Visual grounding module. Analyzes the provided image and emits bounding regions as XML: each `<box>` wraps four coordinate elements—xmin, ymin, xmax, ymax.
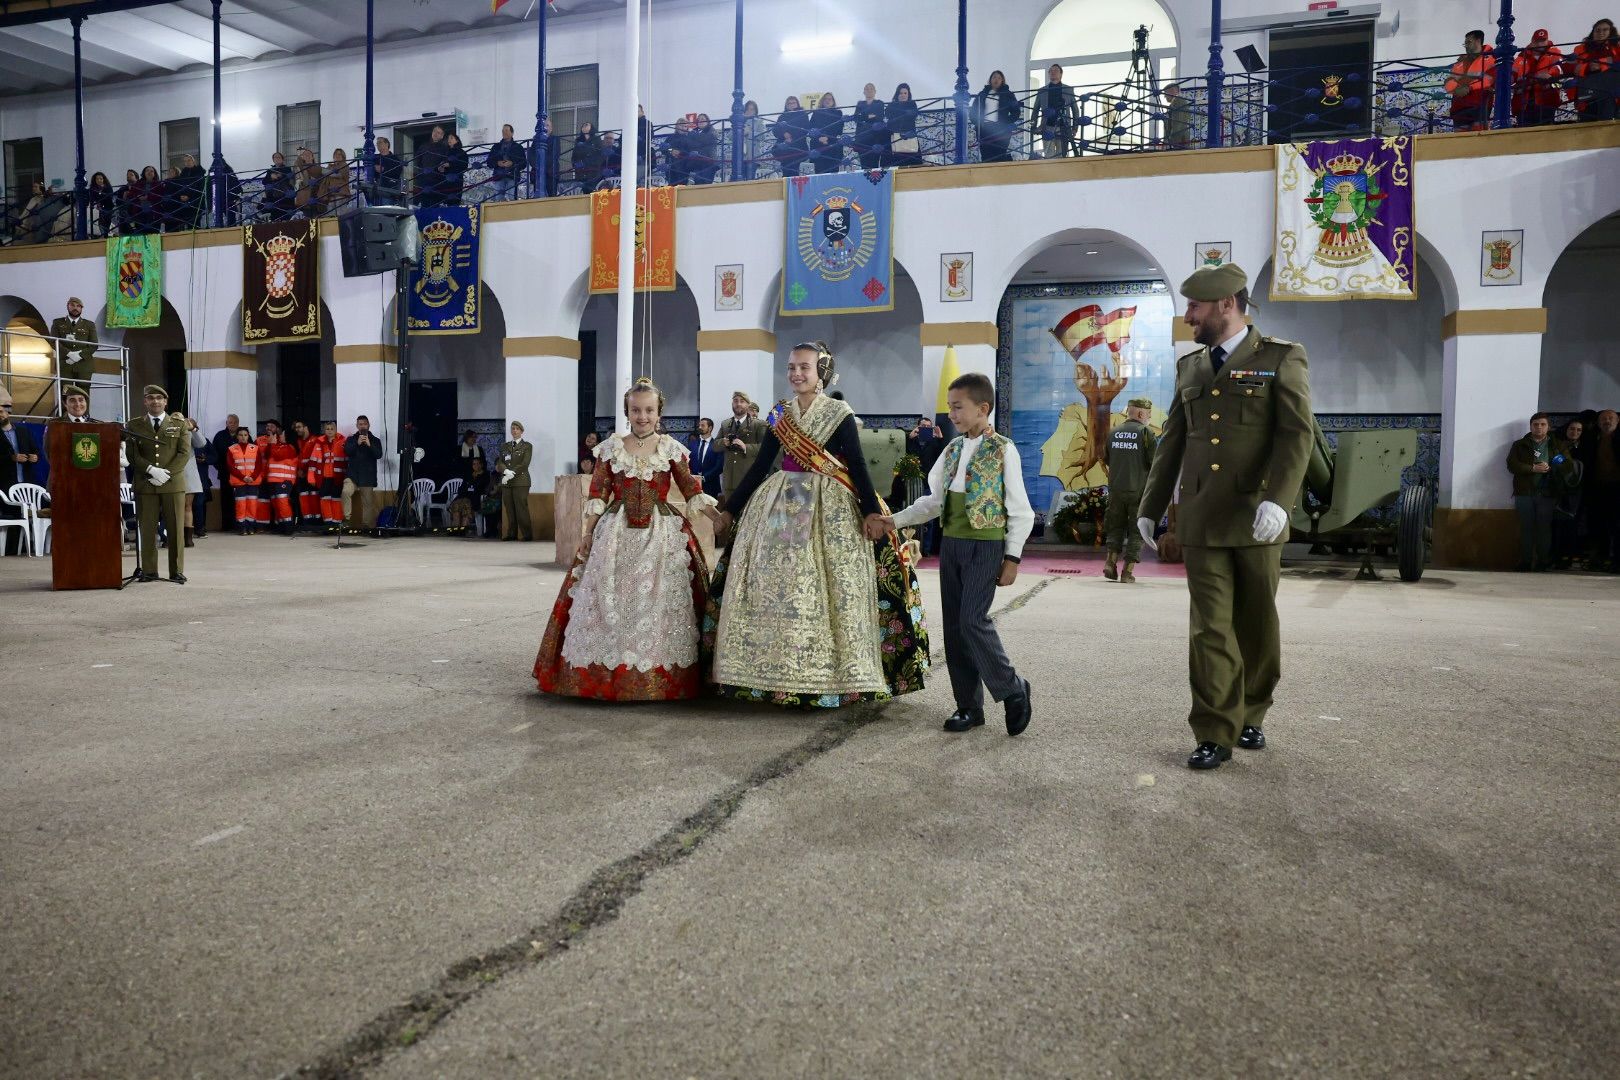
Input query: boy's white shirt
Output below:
<box><xmin>890</xmin><ymin>431</ymin><xmax>1035</xmax><ymax>559</ymax></box>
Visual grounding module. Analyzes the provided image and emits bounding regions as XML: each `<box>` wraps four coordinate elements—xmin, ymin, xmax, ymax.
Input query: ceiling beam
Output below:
<box><xmin>131</xmin><ymin>3</ymin><xmax>278</xmax><ymax>59</ymax></box>
<box><xmin>172</xmin><ymin>0</ymin><xmax>321</xmax><ymax>54</ymax></box>
<box><xmin>1</xmin><ymin>19</ymin><xmax>151</xmax><ymax>74</ymax></box>
<box><xmin>0</xmin><ymin>1</ymin><xmax>174</xmax><ymax>31</ymax></box>
<box><xmin>83</xmin><ymin>9</ymin><xmax>214</xmax><ymax>65</ymax></box>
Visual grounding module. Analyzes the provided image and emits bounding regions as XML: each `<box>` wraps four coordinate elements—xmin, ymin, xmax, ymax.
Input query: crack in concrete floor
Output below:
<box><xmin>283</xmin><ymin>577</ymin><xmax>1053</xmax><ymax>1079</ymax></box>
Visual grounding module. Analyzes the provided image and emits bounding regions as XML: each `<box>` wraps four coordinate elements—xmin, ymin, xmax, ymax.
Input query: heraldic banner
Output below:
<box><xmin>589</xmin><ymin>186</ymin><xmax>676</xmax><ymax>294</ymax></box>
<box><xmin>781</xmin><ymin>170</ymin><xmax>894</xmax><ymax>316</ymax></box>
<box><xmin>104</xmin><ymin>234</ymin><xmax>162</xmax><ymax>329</ymax></box>
<box><xmin>1272</xmin><ymin>135</ymin><xmax>1414</xmax><ymax>301</ymax></box>
<box><xmin>243</xmin><ymin>219</ymin><xmax>321</xmax><ymax>343</ymax></box>
<box><xmin>408</xmin><ymin>205</ymin><xmax>482</xmax><ymax>334</ymax></box>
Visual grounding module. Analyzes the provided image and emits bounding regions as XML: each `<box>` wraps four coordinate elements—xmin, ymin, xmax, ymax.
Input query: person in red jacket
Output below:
<box><xmin>320</xmin><ymin>420</ymin><xmax>347</xmax><ymax>530</ymax></box>
<box><xmin>226</xmin><ymin>427</ymin><xmax>262</xmax><ymax>535</ymax></box>
<box><xmin>1513</xmin><ymin>29</ymin><xmax>1571</xmax><ymax>127</ymax></box>
<box><xmin>1569</xmin><ymin>18</ymin><xmax>1620</xmax><ymax>121</ymax></box>
<box><xmin>257</xmin><ymin>420</ymin><xmax>300</xmax><ymax>533</ymax></box>
<box><xmin>293</xmin><ymin>419</ymin><xmax>325</xmax><ymax>527</ymax></box>
<box><xmin>1444</xmin><ymin>30</ymin><xmax>1496</xmax><ymax>132</ymax></box>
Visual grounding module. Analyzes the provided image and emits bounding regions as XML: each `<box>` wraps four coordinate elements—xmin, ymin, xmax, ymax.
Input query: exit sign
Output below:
<box><xmin>1309</xmin><ymin>1</ymin><xmax>1340</xmax><ymax>9</ymax></box>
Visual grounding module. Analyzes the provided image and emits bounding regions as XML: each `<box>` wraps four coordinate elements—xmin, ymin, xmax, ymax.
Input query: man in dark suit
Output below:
<box><xmin>685</xmin><ymin>417</ymin><xmax>724</xmax><ymax>499</ymax></box>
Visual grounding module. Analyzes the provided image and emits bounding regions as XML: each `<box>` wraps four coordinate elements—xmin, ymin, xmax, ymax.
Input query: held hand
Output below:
<box><xmin>502</xmin><ymin>469</ymin><xmax>516</xmax><ymax>483</ymax></box>
<box><xmin>1532</xmin><ymin>462</ymin><xmax>1551</xmax><ymax>473</ymax></box>
<box><xmin>146</xmin><ymin>465</ymin><xmax>171</xmax><ymax>485</ymax></box>
<box><xmin>575</xmin><ymin>536</ymin><xmax>592</xmax><ymax>562</ymax></box>
<box><xmin>1252</xmin><ymin>500</ymin><xmax>1289</xmax><ymax>543</ymax></box>
<box><xmin>1137</xmin><ymin>516</ymin><xmax>1158</xmax><ymax>553</ymax></box>
<box><xmin>997</xmin><ymin>559</ymin><xmax>1019</xmax><ymax>587</ymax></box>
<box><xmin>414</xmin><ymin>447</ymin><xmax>426</xmax><ymax>463</ymax></box>
<box><xmin>716</xmin><ymin>510</ymin><xmax>734</xmax><ymax>536</ymax></box>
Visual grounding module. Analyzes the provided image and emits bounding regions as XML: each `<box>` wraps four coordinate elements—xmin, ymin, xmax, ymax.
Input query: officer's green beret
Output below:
<box><xmin>1128</xmin><ymin>397</ymin><xmax>1154</xmax><ymax>410</ymax></box>
<box><xmin>142</xmin><ymin>384</ymin><xmax>168</xmax><ymax>399</ymax></box>
<box><xmin>62</xmin><ymin>384</ymin><xmax>89</xmax><ymax>401</ymax></box>
<box><xmin>1179</xmin><ymin>263</ymin><xmax>1248</xmax><ymax>301</ymax></box>
<box><xmin>67</xmin><ymin>296</ymin><xmax>84</xmax><ymax>306</ymax></box>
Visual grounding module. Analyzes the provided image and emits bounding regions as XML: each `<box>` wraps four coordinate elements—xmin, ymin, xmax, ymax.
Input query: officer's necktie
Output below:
<box><xmin>1210</xmin><ymin>346</ymin><xmax>1227</xmax><ymax>375</ymax></box>
<box><xmin>152</xmin><ymin>416</ymin><xmax>161</xmax><ymax>431</ymax></box>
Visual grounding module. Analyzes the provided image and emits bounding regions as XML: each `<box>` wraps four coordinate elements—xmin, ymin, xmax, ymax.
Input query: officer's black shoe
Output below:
<box><xmin>170</xmin><ymin>573</ymin><xmax>187</xmax><ymax>585</ymax></box>
<box><xmin>1237</xmin><ymin>725</ymin><xmax>1266</xmax><ymax>750</ymax></box>
<box><xmin>1004</xmin><ymin>679</ymin><xmax>1033</xmax><ymax>736</ymax></box>
<box><xmin>942</xmin><ymin>708</ymin><xmax>984</xmax><ymax>732</ymax></box>
<box><xmin>1187</xmin><ymin>742</ymin><xmax>1232</xmax><ymax>770</ymax></box>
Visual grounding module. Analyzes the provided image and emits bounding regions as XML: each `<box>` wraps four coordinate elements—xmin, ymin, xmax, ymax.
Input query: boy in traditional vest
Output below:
<box><xmin>869</xmin><ymin>373</ymin><xmax>1036</xmax><ymax>735</ymax></box>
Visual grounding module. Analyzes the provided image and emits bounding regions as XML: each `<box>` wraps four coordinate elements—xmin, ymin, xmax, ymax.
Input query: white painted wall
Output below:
<box><xmin>5</xmin><ymin>0</ymin><xmax>1613</xmax><ymax>190</ymax></box>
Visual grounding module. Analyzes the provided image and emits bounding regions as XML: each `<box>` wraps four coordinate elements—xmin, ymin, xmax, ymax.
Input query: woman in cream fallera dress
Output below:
<box><xmin>534</xmin><ymin>385</ymin><xmax>717</xmax><ymax>700</ymax></box>
<box><xmin>708</xmin><ymin>343</ymin><xmax>928</xmax><ymax>707</ymax></box>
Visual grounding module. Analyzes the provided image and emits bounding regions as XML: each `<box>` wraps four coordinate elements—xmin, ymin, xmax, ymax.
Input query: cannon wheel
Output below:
<box><xmin>1397</xmin><ymin>483</ymin><xmax>1431</xmax><ymax>582</ymax></box>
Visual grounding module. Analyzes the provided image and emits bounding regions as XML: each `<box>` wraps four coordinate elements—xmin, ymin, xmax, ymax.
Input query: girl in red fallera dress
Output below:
<box><xmin>534</xmin><ymin>378</ymin><xmax>718</xmax><ymax>700</ymax></box>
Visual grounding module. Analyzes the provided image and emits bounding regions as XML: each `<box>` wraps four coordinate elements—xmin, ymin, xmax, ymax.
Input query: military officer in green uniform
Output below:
<box><xmin>126</xmin><ymin>384</ymin><xmax>193</xmax><ymax>583</ymax></box>
<box><xmin>1103</xmin><ymin>396</ymin><xmax>1156</xmax><ymax>583</ymax></box>
<box><xmin>49</xmin><ymin>296</ymin><xmax>98</xmax><ymax>393</ymax></box>
<box><xmin>498</xmin><ymin>420</ymin><xmax>534</xmax><ymax>541</ymax></box>
<box><xmin>719</xmin><ymin>390</ymin><xmax>766</xmax><ymax>500</ymax></box>
<box><xmin>1136</xmin><ymin>264</ymin><xmax>1314</xmax><ymax>770</ymax></box>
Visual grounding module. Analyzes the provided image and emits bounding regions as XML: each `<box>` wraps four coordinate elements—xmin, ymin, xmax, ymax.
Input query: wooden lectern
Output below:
<box><xmin>45</xmin><ymin>422</ymin><xmax>125</xmax><ymax>590</ymax></box>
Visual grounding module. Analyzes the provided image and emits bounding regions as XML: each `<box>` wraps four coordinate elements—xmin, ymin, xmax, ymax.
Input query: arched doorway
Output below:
<box><xmin>404</xmin><ymin>285</ymin><xmax>509</xmax><ymax>484</ymax></box>
<box><xmin>771</xmin><ymin>263</ymin><xmax>925</xmax><ymax>424</ymax></box>
<box><xmin>0</xmin><ymin>295</ymin><xmax>52</xmax><ymax>418</ymax></box>
<box><xmin>120</xmin><ymin>297</ymin><xmax>187</xmax><ymax>417</ymax></box>
<box><xmin>1541</xmin><ymin>211</ymin><xmax>1620</xmax><ymax>413</ymax></box>
<box><xmin>580</xmin><ymin>280</ymin><xmax>702</xmax><ymax>438</ymax></box>
<box><xmin>997</xmin><ymin>230</ymin><xmax>1170</xmax><ymax>519</ymax></box>
<box><xmin>254</xmin><ymin>300</ymin><xmax>335</xmax><ymax>435</ymax></box>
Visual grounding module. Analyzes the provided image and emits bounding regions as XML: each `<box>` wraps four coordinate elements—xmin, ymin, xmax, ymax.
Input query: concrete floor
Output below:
<box><xmin>1</xmin><ymin>536</ymin><xmax>1615</xmax><ymax>1079</ymax></box>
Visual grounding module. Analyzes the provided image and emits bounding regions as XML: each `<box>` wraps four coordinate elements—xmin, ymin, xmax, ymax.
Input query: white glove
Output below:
<box><xmin>1136</xmin><ymin>516</ymin><xmax>1157</xmax><ymax>553</ymax></box>
<box><xmin>413</xmin><ymin>447</ymin><xmax>426</xmax><ymax>463</ymax></box>
<box><xmin>1252</xmin><ymin>500</ymin><xmax>1289</xmax><ymax>543</ymax></box>
<box><xmin>146</xmin><ymin>465</ymin><xmax>171</xmax><ymax>485</ymax></box>
<box><xmin>502</xmin><ymin>469</ymin><xmax>516</xmax><ymax>483</ymax></box>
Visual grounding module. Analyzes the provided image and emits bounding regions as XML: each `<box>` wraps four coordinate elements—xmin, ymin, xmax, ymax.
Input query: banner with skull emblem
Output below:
<box><xmin>243</xmin><ymin>219</ymin><xmax>321</xmax><ymax>343</ymax></box>
<box><xmin>408</xmin><ymin>205</ymin><xmax>482</xmax><ymax>334</ymax></box>
<box><xmin>780</xmin><ymin>170</ymin><xmax>894</xmax><ymax>317</ymax></box>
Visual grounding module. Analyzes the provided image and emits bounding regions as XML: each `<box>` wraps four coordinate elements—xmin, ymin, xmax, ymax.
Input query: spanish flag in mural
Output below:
<box><xmin>104</xmin><ymin>234</ymin><xmax>162</xmax><ymax>329</ymax></box>
<box><xmin>589</xmin><ymin>186</ymin><xmax>677</xmax><ymax>294</ymax></box>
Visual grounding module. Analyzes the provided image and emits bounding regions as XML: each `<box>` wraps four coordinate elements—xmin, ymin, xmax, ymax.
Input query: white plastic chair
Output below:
<box><xmin>0</xmin><ymin>488</ymin><xmax>30</xmax><ymax>556</ymax></box>
<box><xmin>410</xmin><ymin>477</ymin><xmax>436</xmax><ymax>524</ymax></box>
<box><xmin>426</xmin><ymin>478</ymin><xmax>461</xmax><ymax>528</ymax></box>
<box><xmin>8</xmin><ymin>483</ymin><xmax>50</xmax><ymax>557</ymax></box>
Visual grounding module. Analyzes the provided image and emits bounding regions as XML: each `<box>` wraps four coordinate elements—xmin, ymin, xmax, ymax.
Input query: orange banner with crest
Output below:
<box><xmin>589</xmin><ymin>186</ymin><xmax>677</xmax><ymax>294</ymax></box>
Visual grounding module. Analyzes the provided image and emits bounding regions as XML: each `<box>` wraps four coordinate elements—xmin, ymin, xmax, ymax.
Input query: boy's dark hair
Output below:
<box><xmin>1530</xmin><ymin>411</ymin><xmax>1551</xmax><ymax>423</ymax></box>
<box><xmin>948</xmin><ymin>372</ymin><xmax>995</xmax><ymax>408</ymax></box>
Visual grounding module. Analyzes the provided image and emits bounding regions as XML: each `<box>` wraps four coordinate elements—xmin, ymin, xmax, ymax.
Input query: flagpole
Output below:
<box><xmin>615</xmin><ymin>0</ymin><xmax>642</xmax><ymax>400</ymax></box>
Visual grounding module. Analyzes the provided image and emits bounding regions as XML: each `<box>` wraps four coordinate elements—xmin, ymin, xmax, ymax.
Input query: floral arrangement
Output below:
<box><xmin>894</xmin><ymin>454</ymin><xmax>925</xmax><ymax>481</ymax></box>
<box><xmin>1051</xmin><ymin>486</ymin><xmax>1111</xmax><ymax>545</ymax></box>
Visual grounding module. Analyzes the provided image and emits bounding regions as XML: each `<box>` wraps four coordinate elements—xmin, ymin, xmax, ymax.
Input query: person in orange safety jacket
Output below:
<box><xmin>294</xmin><ymin>420</ymin><xmax>326</xmax><ymax>525</ymax></box>
<box><xmin>1513</xmin><ymin>29</ymin><xmax>1571</xmax><ymax>127</ymax></box>
<box><xmin>320</xmin><ymin>421</ymin><xmax>348</xmax><ymax>529</ymax></box>
<box><xmin>226</xmin><ymin>427</ymin><xmax>262</xmax><ymax>535</ymax></box>
<box><xmin>257</xmin><ymin>421</ymin><xmax>300</xmax><ymax>532</ymax></box>
<box><xmin>1444</xmin><ymin>30</ymin><xmax>1496</xmax><ymax>132</ymax></box>
<box><xmin>1568</xmin><ymin>18</ymin><xmax>1620</xmax><ymax>121</ymax></box>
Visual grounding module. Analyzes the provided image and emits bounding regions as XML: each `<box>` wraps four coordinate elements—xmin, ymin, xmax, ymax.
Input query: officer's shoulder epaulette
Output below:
<box><xmin>1259</xmin><ymin>335</ymin><xmax>1300</xmax><ymax>348</ymax></box>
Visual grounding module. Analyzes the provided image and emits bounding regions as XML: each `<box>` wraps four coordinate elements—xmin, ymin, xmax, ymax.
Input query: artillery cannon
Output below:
<box><xmin>1289</xmin><ymin>422</ymin><xmax>1432</xmax><ymax>581</ymax></box>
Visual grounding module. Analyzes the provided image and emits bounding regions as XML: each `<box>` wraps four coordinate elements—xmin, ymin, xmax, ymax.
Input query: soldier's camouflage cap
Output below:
<box><xmin>1128</xmin><ymin>397</ymin><xmax>1154</xmax><ymax>410</ymax></box>
<box><xmin>1179</xmin><ymin>263</ymin><xmax>1248</xmax><ymax>301</ymax></box>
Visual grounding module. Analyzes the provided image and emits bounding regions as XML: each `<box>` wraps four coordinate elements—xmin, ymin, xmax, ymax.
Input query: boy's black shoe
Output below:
<box><xmin>1004</xmin><ymin>679</ymin><xmax>1032</xmax><ymax>736</ymax></box>
<box><xmin>943</xmin><ymin>708</ymin><xmax>984</xmax><ymax>732</ymax></box>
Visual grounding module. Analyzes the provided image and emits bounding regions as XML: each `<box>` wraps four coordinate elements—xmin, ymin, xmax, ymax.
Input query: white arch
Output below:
<box><xmin>990</xmin><ymin>227</ymin><xmax>1173</xmax><ymax>311</ymax></box>
<box><xmin>1027</xmin><ymin>0</ymin><xmax>1181</xmax><ymax>85</ymax></box>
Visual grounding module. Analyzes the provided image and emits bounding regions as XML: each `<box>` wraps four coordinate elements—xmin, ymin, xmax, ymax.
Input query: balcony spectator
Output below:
<box><xmin>415</xmin><ymin>125</ymin><xmax>451</xmax><ymax>207</ymax></box>
<box><xmin>571</xmin><ymin>122</ymin><xmax>605</xmax><ymax>192</ymax></box>
<box><xmin>665</xmin><ymin>116</ymin><xmax>692</xmax><ymax>186</ymax></box>
<box><xmin>262</xmin><ymin>151</ymin><xmax>295</xmax><ymax>220</ymax></box>
<box><xmin>885</xmin><ymin>83</ymin><xmax>922</xmax><ymax>168</ymax></box>
<box><xmin>1445</xmin><ymin>30</ymin><xmax>1496</xmax><ymax>132</ymax></box>
<box><xmin>740</xmin><ymin>100</ymin><xmax>767</xmax><ymax>179</ymax></box>
<box><xmin>219</xmin><ymin>160</ymin><xmax>243</xmax><ymax>225</ymax></box>
<box><xmin>159</xmin><ymin>166</ymin><xmax>181</xmax><ymax>230</ymax></box>
<box><xmin>373</xmin><ymin>137</ymin><xmax>404</xmax><ymax>205</ymax></box>
<box><xmin>528</xmin><ymin>117</ymin><xmax>558</xmax><ymax>196</ymax></box>
<box><xmin>809</xmin><ymin>94</ymin><xmax>846</xmax><ymax>174</ymax></box>
<box><xmin>637</xmin><ymin>105</ymin><xmax>655</xmax><ymax>183</ymax></box>
<box><xmin>689</xmin><ymin>114</ymin><xmax>720</xmax><ymax>184</ymax></box>
<box><xmin>135</xmin><ymin>165</ymin><xmax>162</xmax><ymax>232</ymax></box>
<box><xmin>973</xmin><ymin>70</ymin><xmax>1021</xmax><ymax>163</ymax></box>
<box><xmin>601</xmin><ymin>132</ymin><xmax>621</xmax><ymax>181</ymax></box>
<box><xmin>1513</xmin><ymin>29</ymin><xmax>1570</xmax><ymax>127</ymax></box>
<box><xmin>1032</xmin><ymin>64</ymin><xmax>1080</xmax><ymax>158</ymax></box>
<box><xmin>852</xmin><ymin>83</ymin><xmax>886</xmax><ymax>171</ymax></box>
<box><xmin>1570</xmin><ymin>18</ymin><xmax>1620</xmax><ymax>122</ymax></box>
<box><xmin>175</xmin><ymin>153</ymin><xmax>208</xmax><ymax>228</ymax></box>
<box><xmin>442</xmin><ymin>136</ymin><xmax>468</xmax><ymax>206</ymax></box>
<box><xmin>771</xmin><ymin>96</ymin><xmax>810</xmax><ymax>175</ymax></box>
<box><xmin>1507</xmin><ymin>412</ymin><xmax>1576</xmax><ymax>571</ymax></box>
<box><xmin>293</xmin><ymin>147</ymin><xmax>324</xmax><ymax>217</ymax></box>
<box><xmin>488</xmin><ymin>124</ymin><xmax>522</xmax><ymax>201</ymax></box>
<box><xmin>86</xmin><ymin>171</ymin><xmax>115</xmax><ymax>237</ymax></box>
<box><xmin>117</xmin><ymin>168</ymin><xmax>141</xmax><ymax>233</ymax></box>
<box><xmin>317</xmin><ymin>147</ymin><xmax>353</xmax><ymax>214</ymax></box>
<box><xmin>1162</xmin><ymin>81</ymin><xmax>1193</xmax><ymax>149</ymax></box>
<box><xmin>23</xmin><ymin>181</ymin><xmax>63</xmax><ymax>245</ymax></box>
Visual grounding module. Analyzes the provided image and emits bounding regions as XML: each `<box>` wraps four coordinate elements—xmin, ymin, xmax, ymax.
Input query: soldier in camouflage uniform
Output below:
<box><xmin>1103</xmin><ymin>396</ymin><xmax>1156</xmax><ymax>583</ymax></box>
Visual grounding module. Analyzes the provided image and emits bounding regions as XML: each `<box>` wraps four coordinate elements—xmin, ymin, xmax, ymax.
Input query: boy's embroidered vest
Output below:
<box><xmin>940</xmin><ymin>434</ymin><xmax>1009</xmax><ymax>539</ymax></box>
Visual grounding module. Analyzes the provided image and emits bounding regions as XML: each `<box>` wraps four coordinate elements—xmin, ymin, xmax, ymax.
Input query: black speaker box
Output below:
<box><xmin>338</xmin><ymin>207</ymin><xmax>411</xmax><ymax>277</ymax></box>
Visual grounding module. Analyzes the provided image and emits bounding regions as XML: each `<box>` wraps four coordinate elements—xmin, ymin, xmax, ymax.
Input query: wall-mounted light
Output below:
<box><xmin>211</xmin><ymin>110</ymin><xmax>261</xmax><ymax>129</ymax></box>
<box><xmin>780</xmin><ymin>33</ymin><xmax>853</xmax><ymax>58</ymax></box>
